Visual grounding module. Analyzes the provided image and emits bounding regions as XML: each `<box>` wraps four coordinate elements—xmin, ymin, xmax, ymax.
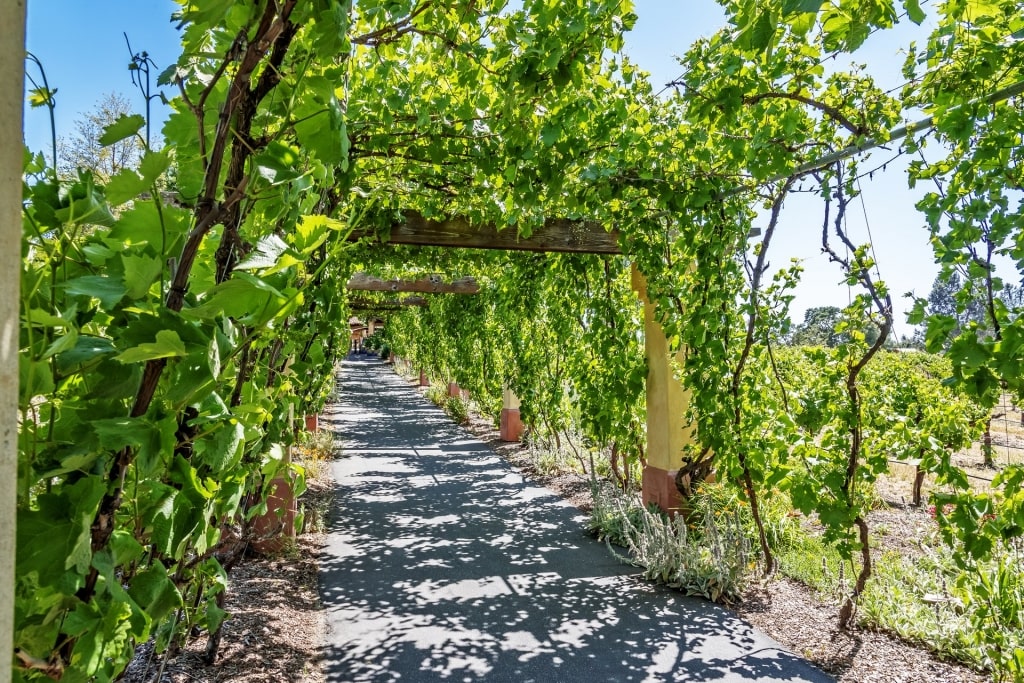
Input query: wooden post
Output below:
<box><xmin>2</xmin><ymin>2</ymin><xmax>26</xmax><ymax>679</ymax></box>
<box><xmin>912</xmin><ymin>464</ymin><xmax>926</xmax><ymax>508</ymax></box>
<box><xmin>632</xmin><ymin>266</ymin><xmax>694</xmax><ymax>513</ymax></box>
<box><xmin>500</xmin><ymin>387</ymin><xmax>524</xmax><ymax>442</ymax></box>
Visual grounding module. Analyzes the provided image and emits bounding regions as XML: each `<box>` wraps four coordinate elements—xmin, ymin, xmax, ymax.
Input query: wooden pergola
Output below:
<box><xmin>351</xmin><ymin>209</ymin><xmax>621</xmax><ymax>254</ymax></box>
<box><xmin>345</xmin><ymin>210</ymin><xmax>687</xmax><ymax>515</ymax></box>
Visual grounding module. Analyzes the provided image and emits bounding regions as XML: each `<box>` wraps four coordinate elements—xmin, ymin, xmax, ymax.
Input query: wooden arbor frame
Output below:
<box><xmin>347</xmin><ymin>211</ymin><xmax>687</xmax><ymax>514</ymax></box>
<box><xmin>351</xmin><ymin>209</ymin><xmax>622</xmax><ymax>254</ymax></box>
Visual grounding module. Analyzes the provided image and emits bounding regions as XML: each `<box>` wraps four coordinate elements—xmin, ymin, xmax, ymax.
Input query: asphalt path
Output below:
<box><xmin>319</xmin><ymin>356</ymin><xmax>833</xmax><ymax>682</ymax></box>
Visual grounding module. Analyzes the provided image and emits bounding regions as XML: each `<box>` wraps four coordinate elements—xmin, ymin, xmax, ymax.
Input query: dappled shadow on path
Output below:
<box><xmin>320</xmin><ymin>358</ymin><xmax>832</xmax><ymax>682</ymax></box>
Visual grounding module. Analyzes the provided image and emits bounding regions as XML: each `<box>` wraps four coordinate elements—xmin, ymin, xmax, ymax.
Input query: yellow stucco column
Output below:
<box><xmin>3</xmin><ymin>2</ymin><xmax>26</xmax><ymax>679</ymax></box>
<box><xmin>499</xmin><ymin>387</ymin><xmax>523</xmax><ymax>442</ymax></box>
<box><xmin>631</xmin><ymin>265</ymin><xmax>694</xmax><ymax>513</ymax></box>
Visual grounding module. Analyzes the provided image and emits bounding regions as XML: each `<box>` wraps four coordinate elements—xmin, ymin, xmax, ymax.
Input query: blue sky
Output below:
<box><xmin>23</xmin><ymin>0</ymin><xmax>949</xmax><ymax>335</ymax></box>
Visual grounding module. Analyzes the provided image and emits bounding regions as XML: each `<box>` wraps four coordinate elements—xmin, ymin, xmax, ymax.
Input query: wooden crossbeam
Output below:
<box><xmin>348</xmin><ymin>296</ymin><xmax>427</xmax><ymax>310</ymax></box>
<box><xmin>347</xmin><ymin>271</ymin><xmax>480</xmax><ymax>294</ymax></box>
<box><xmin>351</xmin><ymin>210</ymin><xmax>621</xmax><ymax>254</ymax></box>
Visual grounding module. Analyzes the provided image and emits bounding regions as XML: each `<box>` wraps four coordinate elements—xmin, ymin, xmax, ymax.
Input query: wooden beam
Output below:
<box><xmin>351</xmin><ymin>209</ymin><xmax>621</xmax><ymax>254</ymax></box>
<box><xmin>349</xmin><ymin>296</ymin><xmax>428</xmax><ymax>310</ymax></box>
<box><xmin>347</xmin><ymin>271</ymin><xmax>480</xmax><ymax>294</ymax></box>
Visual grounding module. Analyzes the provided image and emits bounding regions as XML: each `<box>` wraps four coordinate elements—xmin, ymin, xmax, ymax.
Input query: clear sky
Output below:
<box><xmin>23</xmin><ymin>0</ymin><xmax>954</xmax><ymax>337</ymax></box>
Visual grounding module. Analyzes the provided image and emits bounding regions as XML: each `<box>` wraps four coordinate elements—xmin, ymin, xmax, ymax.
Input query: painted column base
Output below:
<box><xmin>447</xmin><ymin>382</ymin><xmax>461</xmax><ymax>398</ymax></box>
<box><xmin>304</xmin><ymin>413</ymin><xmax>319</xmax><ymax>432</ymax></box>
<box><xmin>419</xmin><ymin>370</ymin><xmax>429</xmax><ymax>387</ymax></box>
<box><xmin>641</xmin><ymin>464</ymin><xmax>683</xmax><ymax>514</ymax></box>
<box><xmin>251</xmin><ymin>475</ymin><xmax>297</xmax><ymax>554</ymax></box>
<box><xmin>500</xmin><ymin>408</ymin><xmax>524</xmax><ymax>442</ymax></box>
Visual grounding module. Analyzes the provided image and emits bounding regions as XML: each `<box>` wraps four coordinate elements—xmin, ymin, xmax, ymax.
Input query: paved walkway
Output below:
<box><xmin>319</xmin><ymin>357</ymin><xmax>832</xmax><ymax>682</ymax></box>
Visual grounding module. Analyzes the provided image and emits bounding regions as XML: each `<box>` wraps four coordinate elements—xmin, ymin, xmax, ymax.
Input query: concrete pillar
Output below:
<box><xmin>2</xmin><ymin>2</ymin><xmax>25</xmax><ymax>679</ymax></box>
<box><xmin>632</xmin><ymin>266</ymin><xmax>694</xmax><ymax>513</ymax></box>
<box><xmin>499</xmin><ymin>388</ymin><xmax>524</xmax><ymax>442</ymax></box>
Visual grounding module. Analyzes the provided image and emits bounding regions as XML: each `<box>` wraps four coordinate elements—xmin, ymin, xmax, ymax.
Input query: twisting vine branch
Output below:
<box><xmin>744</xmin><ymin>90</ymin><xmax>867</xmax><ymax>137</ymax></box>
<box><xmin>732</xmin><ymin>177</ymin><xmax>795</xmax><ymax>576</ymax></box>
<box><xmin>816</xmin><ymin>164</ymin><xmax>893</xmax><ymax>628</ymax></box>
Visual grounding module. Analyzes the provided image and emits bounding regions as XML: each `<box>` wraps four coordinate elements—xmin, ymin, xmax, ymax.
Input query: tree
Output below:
<box><xmin>925</xmin><ymin>272</ymin><xmax>988</xmax><ymax>344</ymax></box>
<box><xmin>789</xmin><ymin>306</ymin><xmax>843</xmax><ymax>346</ymax></box>
<box><xmin>56</xmin><ymin>91</ymin><xmax>144</xmax><ymax>180</ymax></box>
<box><xmin>1000</xmin><ymin>282</ymin><xmax>1024</xmax><ymax>317</ymax></box>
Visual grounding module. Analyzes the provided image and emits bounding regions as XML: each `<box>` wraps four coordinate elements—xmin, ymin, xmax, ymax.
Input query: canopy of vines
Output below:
<box><xmin>16</xmin><ymin>0</ymin><xmax>1024</xmax><ymax>680</ymax></box>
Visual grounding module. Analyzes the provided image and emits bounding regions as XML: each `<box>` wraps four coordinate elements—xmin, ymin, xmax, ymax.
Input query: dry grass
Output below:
<box><xmin>293</xmin><ymin>430</ymin><xmax>336</xmax><ymax>482</ymax></box>
<box><xmin>876</xmin><ymin>397</ymin><xmax>1024</xmax><ymax>505</ymax></box>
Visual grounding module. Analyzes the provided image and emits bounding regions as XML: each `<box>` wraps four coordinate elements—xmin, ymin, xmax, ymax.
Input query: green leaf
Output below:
<box><xmin>16</xmin><ymin>477</ymin><xmax>106</xmax><ymax>583</ymax></box>
<box><xmin>186</xmin><ymin>273</ymin><xmax>289</xmax><ymax>326</ymax></box>
<box><xmin>205</xmin><ymin>599</ymin><xmax>227</xmax><ymax>633</ymax></box>
<box><xmin>115</xmin><ymin>329</ymin><xmax>188</xmax><ymax>364</ymax></box>
<box><xmin>139</xmin><ymin>149</ymin><xmax>171</xmax><ymax>185</ymax></box>
<box><xmin>105</xmin><ymin>168</ymin><xmax>149</xmax><ymax>205</ymax></box>
<box><xmin>172</xmin><ymin>454</ymin><xmax>215</xmax><ymax>502</ymax></box>
<box><xmin>903</xmin><ymin>0</ymin><xmax>926</xmax><ymax>24</ymax></box>
<box><xmin>234</xmin><ymin>234</ymin><xmax>291</xmax><ymax>271</ymax></box>
<box><xmin>41</xmin><ymin>328</ymin><xmax>79</xmax><ymax>360</ymax></box>
<box><xmin>54</xmin><ymin>187</ymin><xmax>117</xmax><ymax>227</ymax></box>
<box><xmin>121</xmin><ymin>253</ymin><xmax>164</xmax><ymax>299</ymax></box>
<box><xmin>24</xmin><ymin>308</ymin><xmax>67</xmax><ymax>328</ymax></box>
<box><xmin>128</xmin><ymin>561</ymin><xmax>181</xmax><ymax>622</ymax></box>
<box><xmin>782</xmin><ymin>0</ymin><xmax>824</xmax><ymax>15</ymax></box>
<box><xmin>98</xmin><ymin>114</ymin><xmax>146</xmax><ymax>146</ymax></box>
<box><xmin>92</xmin><ymin>416</ymin><xmax>158</xmax><ymax>452</ymax></box>
<box><xmin>82</xmin><ymin>358</ymin><xmax>142</xmax><ymax>400</ymax></box>
<box><xmin>742</xmin><ymin>11</ymin><xmax>777</xmax><ymax>53</ymax></box>
<box><xmin>194</xmin><ymin>420</ymin><xmax>244</xmax><ymax>472</ymax></box>
<box><xmin>62</xmin><ymin>275</ymin><xmax>127</xmax><ymax>309</ymax></box>
<box><xmin>292</xmin><ymin>215</ymin><xmax>333</xmax><ymax>255</ymax></box>
<box><xmin>541</xmin><ymin>123</ymin><xmax>560</xmax><ymax>146</ymax></box>
<box><xmin>949</xmin><ymin>334</ymin><xmax>990</xmax><ymax>369</ymax></box>
<box><xmin>109</xmin><ymin>202</ymin><xmax>172</xmax><ymax>247</ymax></box>
<box><xmin>28</xmin><ymin>85</ymin><xmax>57</xmax><ymax>108</ymax></box>
<box><xmin>294</xmin><ymin>94</ymin><xmax>349</xmax><ymax>167</ymax></box>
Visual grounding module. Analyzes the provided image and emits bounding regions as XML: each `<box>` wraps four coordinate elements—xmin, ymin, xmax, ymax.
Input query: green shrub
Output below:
<box><xmin>443</xmin><ymin>396</ymin><xmax>469</xmax><ymax>424</ymax></box>
<box><xmin>424</xmin><ymin>385</ymin><xmax>447</xmax><ymax>406</ymax></box>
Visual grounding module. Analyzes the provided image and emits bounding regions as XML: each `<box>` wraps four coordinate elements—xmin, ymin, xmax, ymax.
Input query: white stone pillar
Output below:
<box><xmin>2</xmin><ymin>2</ymin><xmax>27</xmax><ymax>679</ymax></box>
